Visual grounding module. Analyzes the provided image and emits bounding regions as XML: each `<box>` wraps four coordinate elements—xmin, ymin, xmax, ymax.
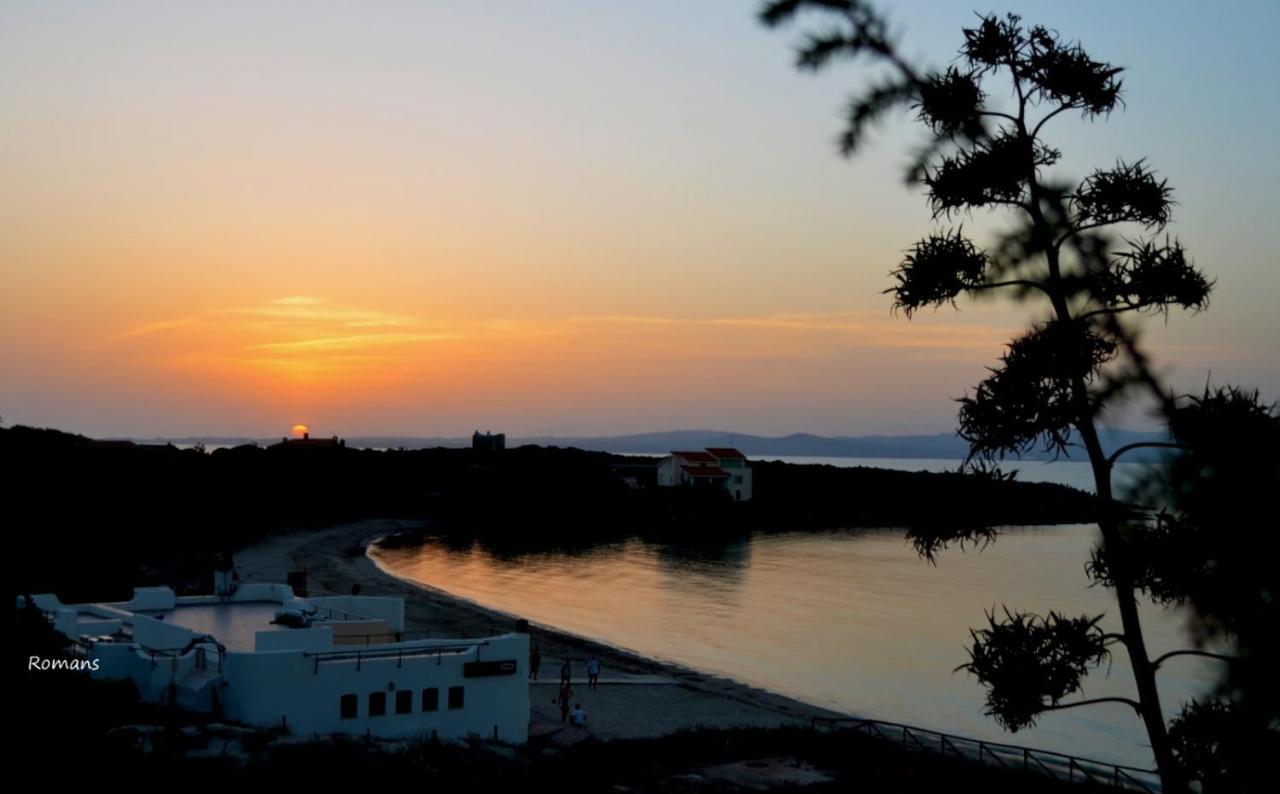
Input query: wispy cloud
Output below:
<box><xmin>106</xmin><ymin>297</ymin><xmax>453</xmax><ymax>376</ymax></box>
<box><xmin>245</xmin><ymin>332</ymin><xmax>458</xmax><ymax>353</ymax></box>
<box><xmin>108</xmin><ymin>314</ymin><xmax>209</xmax><ymax>342</ymax></box>
<box><xmin>110</xmin><ymin>297</ymin><xmax>430</xmax><ymax>343</ymax></box>
<box><xmin>106</xmin><ymin>302</ymin><xmax>1011</xmax><ymax>384</ymax></box>
<box><xmin>564</xmin><ymin>312</ymin><xmax>1011</xmax><ymax>350</ymax></box>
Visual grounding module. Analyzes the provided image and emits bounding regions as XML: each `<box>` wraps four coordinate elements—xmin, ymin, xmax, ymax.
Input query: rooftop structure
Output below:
<box><xmin>19</xmin><ymin>579</ymin><xmax>528</xmax><ymax>741</ymax></box>
<box><xmin>269</xmin><ymin>432</ymin><xmax>345</xmax><ymax>449</ymax></box>
<box><xmin>472</xmin><ymin>430</ymin><xmax>505</xmax><ymax>451</ymax></box>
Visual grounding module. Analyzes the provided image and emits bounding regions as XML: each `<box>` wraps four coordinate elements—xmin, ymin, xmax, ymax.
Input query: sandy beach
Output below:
<box><xmin>233</xmin><ymin>518</ymin><xmax>846</xmax><ymax>740</ymax></box>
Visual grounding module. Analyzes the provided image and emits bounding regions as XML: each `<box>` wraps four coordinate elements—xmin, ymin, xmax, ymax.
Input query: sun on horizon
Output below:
<box><xmin>291</xmin><ymin>424</ymin><xmax>309</xmax><ymax>438</ymax></box>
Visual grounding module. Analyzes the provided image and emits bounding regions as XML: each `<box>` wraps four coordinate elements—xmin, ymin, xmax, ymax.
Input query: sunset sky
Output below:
<box><xmin>3</xmin><ymin>1</ymin><xmax>1277</xmax><ymax>438</ymax></box>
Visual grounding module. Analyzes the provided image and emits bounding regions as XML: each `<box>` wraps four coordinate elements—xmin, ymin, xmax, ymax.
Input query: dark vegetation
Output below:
<box><xmin>4</xmin><ymin>422</ymin><xmax>1098</xmax><ymax>602</ymax></box>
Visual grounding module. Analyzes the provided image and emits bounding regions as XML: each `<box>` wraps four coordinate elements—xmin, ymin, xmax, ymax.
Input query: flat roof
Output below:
<box><xmin>159</xmin><ymin>602</ymin><xmax>289</xmax><ymax>652</ymax></box>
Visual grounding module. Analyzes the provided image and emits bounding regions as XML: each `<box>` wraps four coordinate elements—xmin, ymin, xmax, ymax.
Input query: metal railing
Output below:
<box><xmin>812</xmin><ymin>716</ymin><xmax>1161</xmax><ymax>792</ymax></box>
<box><xmin>305</xmin><ymin>641</ymin><xmax>489</xmax><ymax>673</ymax></box>
<box><xmin>325</xmin><ymin>626</ymin><xmax>505</xmax><ymax>647</ymax></box>
<box><xmin>310</xmin><ymin>605</ymin><xmax>368</xmax><ymax>622</ymax></box>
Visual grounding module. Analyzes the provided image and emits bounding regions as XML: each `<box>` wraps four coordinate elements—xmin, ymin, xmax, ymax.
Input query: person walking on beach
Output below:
<box><xmin>586</xmin><ymin>654</ymin><xmax>600</xmax><ymax>690</ymax></box>
<box><xmin>559</xmin><ymin>658</ymin><xmax>572</xmax><ymax>685</ymax></box>
<box><xmin>558</xmin><ymin>682</ymin><xmax>574</xmax><ymax>723</ymax></box>
<box><xmin>529</xmin><ymin>645</ymin><xmax>541</xmax><ymax>680</ymax></box>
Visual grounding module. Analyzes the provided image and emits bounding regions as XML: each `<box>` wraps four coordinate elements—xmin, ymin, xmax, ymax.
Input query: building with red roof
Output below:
<box><xmin>656</xmin><ymin>448</ymin><xmax>752</xmax><ymax>501</ymax></box>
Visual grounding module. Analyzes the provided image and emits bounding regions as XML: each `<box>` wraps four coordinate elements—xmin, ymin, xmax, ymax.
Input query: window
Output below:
<box><xmin>447</xmin><ymin>685</ymin><xmax>465</xmax><ymax>710</ymax></box>
<box><xmin>734</xmin><ymin>475</ymin><xmax>743</xmax><ymax>484</ymax></box>
<box><xmin>369</xmin><ymin>691</ymin><xmax>387</xmax><ymax>717</ymax></box>
<box><xmin>339</xmin><ymin>693</ymin><xmax>358</xmax><ymax>720</ymax></box>
<box><xmin>395</xmin><ymin>689</ymin><xmax>413</xmax><ymax>714</ymax></box>
<box><xmin>422</xmin><ymin>687</ymin><xmax>439</xmax><ymax>711</ymax></box>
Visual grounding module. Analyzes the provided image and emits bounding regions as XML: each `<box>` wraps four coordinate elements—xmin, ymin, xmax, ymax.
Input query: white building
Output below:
<box><xmin>656</xmin><ymin>448</ymin><xmax>752</xmax><ymax>501</ymax></box>
<box><xmin>20</xmin><ymin>581</ymin><xmax>528</xmax><ymax>742</ymax></box>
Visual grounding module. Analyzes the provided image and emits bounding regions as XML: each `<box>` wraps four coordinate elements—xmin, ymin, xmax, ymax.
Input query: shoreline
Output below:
<box><xmin>234</xmin><ymin>518</ymin><xmax>848</xmax><ymax>740</ymax></box>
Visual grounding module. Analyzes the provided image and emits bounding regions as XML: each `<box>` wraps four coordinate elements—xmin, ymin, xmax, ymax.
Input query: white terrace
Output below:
<box><xmin>21</xmin><ymin>582</ymin><xmax>529</xmax><ymax>742</ymax></box>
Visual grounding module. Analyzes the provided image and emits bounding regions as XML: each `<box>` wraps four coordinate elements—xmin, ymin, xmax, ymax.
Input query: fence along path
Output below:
<box><xmin>812</xmin><ymin>716</ymin><xmax>1161</xmax><ymax>792</ymax></box>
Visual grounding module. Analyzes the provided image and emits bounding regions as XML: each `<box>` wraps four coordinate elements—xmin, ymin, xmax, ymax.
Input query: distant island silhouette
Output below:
<box><xmin>127</xmin><ymin>428</ymin><xmax>1169</xmax><ymax>461</ymax></box>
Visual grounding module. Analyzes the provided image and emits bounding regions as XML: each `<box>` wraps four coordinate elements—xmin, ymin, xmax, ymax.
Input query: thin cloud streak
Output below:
<box><xmin>110</xmin><ymin>304</ymin><xmax>1013</xmax><ymax>358</ymax></box>
<box><xmin>245</xmin><ymin>332</ymin><xmax>458</xmax><ymax>353</ymax></box>
<box><xmin>108</xmin><ymin>314</ymin><xmax>209</xmax><ymax>342</ymax></box>
<box><xmin>565</xmin><ymin>312</ymin><xmax>1012</xmax><ymax>350</ymax></box>
<box><xmin>109</xmin><ymin>297</ymin><xmax>424</xmax><ymax>343</ymax></box>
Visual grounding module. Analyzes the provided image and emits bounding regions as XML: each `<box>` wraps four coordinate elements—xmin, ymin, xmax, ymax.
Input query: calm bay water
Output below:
<box><xmin>689</xmin><ymin>455</ymin><xmax>1151</xmax><ymax>494</ymax></box>
<box><xmin>371</xmin><ymin>458</ymin><xmax>1212</xmax><ymax>768</ymax></box>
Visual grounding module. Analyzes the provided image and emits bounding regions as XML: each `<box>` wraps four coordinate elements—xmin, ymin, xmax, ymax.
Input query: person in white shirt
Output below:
<box><xmin>569</xmin><ymin>703</ymin><xmax>587</xmax><ymax>728</ymax></box>
<box><xmin>586</xmin><ymin>655</ymin><xmax>601</xmax><ymax>690</ymax></box>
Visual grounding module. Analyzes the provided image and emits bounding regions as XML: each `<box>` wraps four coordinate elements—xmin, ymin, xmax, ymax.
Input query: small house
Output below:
<box><xmin>656</xmin><ymin>448</ymin><xmax>752</xmax><ymax>501</ymax></box>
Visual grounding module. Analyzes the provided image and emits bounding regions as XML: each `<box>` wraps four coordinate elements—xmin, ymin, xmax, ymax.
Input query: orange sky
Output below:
<box><xmin>1</xmin><ymin>2</ymin><xmax>1275</xmax><ymax>438</ymax></box>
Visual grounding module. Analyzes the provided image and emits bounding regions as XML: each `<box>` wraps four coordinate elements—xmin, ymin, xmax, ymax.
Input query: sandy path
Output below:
<box><xmin>233</xmin><ymin>518</ymin><xmax>846</xmax><ymax>739</ymax></box>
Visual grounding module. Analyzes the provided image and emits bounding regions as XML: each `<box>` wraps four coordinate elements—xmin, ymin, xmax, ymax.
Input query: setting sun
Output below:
<box><xmin>291</xmin><ymin>424</ymin><xmax>309</xmax><ymax>438</ymax></box>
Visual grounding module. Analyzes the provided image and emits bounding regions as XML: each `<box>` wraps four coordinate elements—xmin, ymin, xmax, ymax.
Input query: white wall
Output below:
<box><xmin>656</xmin><ymin>455</ymin><xmax>680</xmax><ymax>486</ymax></box>
<box><xmin>131</xmin><ymin>614</ymin><xmax>196</xmax><ymax>650</ymax></box>
<box><xmin>122</xmin><ymin>587</ymin><xmax>176</xmax><ymax>612</ymax></box>
<box><xmin>309</xmin><ymin>596</ymin><xmax>405</xmax><ymax>632</ymax></box>
<box><xmin>220</xmin><ymin>634</ymin><xmax>529</xmax><ymax>742</ymax></box>
<box><xmin>729</xmin><ymin>463</ymin><xmax>753</xmax><ymax>501</ymax></box>
<box><xmin>255</xmin><ymin>626</ymin><xmax>335</xmax><ymax>652</ymax></box>
<box><xmin>76</xmin><ymin>618</ymin><xmax>123</xmax><ymax>636</ymax></box>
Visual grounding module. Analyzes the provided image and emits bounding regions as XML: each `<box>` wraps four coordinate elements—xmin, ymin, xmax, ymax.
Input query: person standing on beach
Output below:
<box><xmin>559</xmin><ymin>658</ymin><xmax>571</xmax><ymax>685</ymax></box>
<box><xmin>529</xmin><ymin>646</ymin><xmax>541</xmax><ymax>680</ymax></box>
<box><xmin>558</xmin><ymin>682</ymin><xmax>574</xmax><ymax>723</ymax></box>
<box><xmin>586</xmin><ymin>654</ymin><xmax>600</xmax><ymax>690</ymax></box>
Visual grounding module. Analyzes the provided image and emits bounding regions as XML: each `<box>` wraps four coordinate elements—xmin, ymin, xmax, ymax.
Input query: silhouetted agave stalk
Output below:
<box><xmin>762</xmin><ymin>3</ymin><xmax>1277</xmax><ymax>789</ymax></box>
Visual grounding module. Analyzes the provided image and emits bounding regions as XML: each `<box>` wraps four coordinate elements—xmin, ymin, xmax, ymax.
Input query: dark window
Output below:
<box><xmin>395</xmin><ymin>689</ymin><xmax>413</xmax><ymax>714</ymax></box>
<box><xmin>369</xmin><ymin>691</ymin><xmax>387</xmax><ymax>717</ymax></box>
<box><xmin>447</xmin><ymin>685</ymin><xmax>465</xmax><ymax>710</ymax></box>
<box><xmin>339</xmin><ymin>693</ymin><xmax>358</xmax><ymax>720</ymax></box>
<box><xmin>422</xmin><ymin>687</ymin><xmax>439</xmax><ymax>711</ymax></box>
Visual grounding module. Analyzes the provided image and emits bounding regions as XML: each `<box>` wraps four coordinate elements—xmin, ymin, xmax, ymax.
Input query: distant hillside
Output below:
<box><xmin>141</xmin><ymin>428</ymin><xmax>1169</xmax><ymax>461</ymax></box>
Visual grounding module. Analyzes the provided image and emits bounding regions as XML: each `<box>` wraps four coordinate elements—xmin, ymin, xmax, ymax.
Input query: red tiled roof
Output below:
<box><xmin>682</xmin><ymin>464</ymin><xmax>729</xmax><ymax>478</ymax></box>
<box><xmin>706</xmin><ymin>447</ymin><xmax>746</xmax><ymax>459</ymax></box>
<box><xmin>672</xmin><ymin>450</ymin><xmax>717</xmax><ymax>463</ymax></box>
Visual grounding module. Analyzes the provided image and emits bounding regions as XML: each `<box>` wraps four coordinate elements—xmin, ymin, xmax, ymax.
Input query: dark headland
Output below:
<box><xmin>4</xmin><ymin>423</ymin><xmax>1100</xmax><ymax>600</ymax></box>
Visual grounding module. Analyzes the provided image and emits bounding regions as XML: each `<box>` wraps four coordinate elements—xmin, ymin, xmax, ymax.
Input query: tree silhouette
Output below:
<box><xmin>1104</xmin><ymin>337</ymin><xmax>1280</xmax><ymax>792</ymax></box>
<box><xmin>763</xmin><ymin>3</ymin><xmax>1277</xmax><ymax>790</ymax></box>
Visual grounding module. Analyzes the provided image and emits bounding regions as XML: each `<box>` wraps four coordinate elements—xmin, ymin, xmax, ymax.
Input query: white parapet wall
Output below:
<box><xmin>122</xmin><ymin>586</ymin><xmax>177</xmax><ymax>612</ymax></box>
<box><xmin>254</xmin><ymin>626</ymin><xmax>335</xmax><ymax>653</ymax></box>
<box><xmin>131</xmin><ymin>614</ymin><xmax>196</xmax><ymax>651</ymax></box>
<box><xmin>220</xmin><ymin>634</ymin><xmax>529</xmax><ymax>742</ymax></box>
<box><xmin>308</xmin><ymin>596</ymin><xmax>405</xmax><ymax>633</ymax></box>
